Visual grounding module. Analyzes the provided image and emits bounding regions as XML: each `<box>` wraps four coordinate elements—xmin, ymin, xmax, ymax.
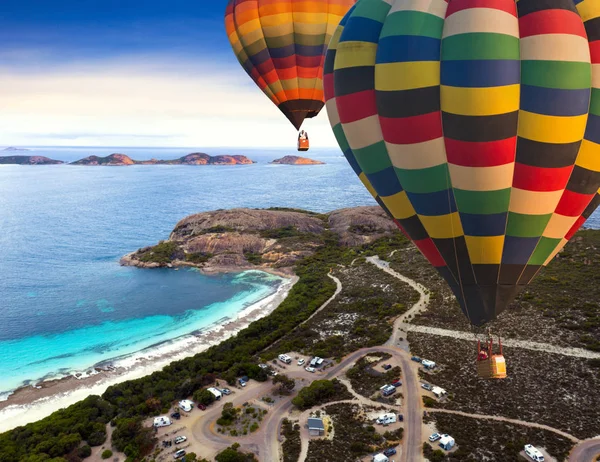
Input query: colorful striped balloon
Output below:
<box><xmin>325</xmin><ymin>0</ymin><xmax>600</xmax><ymax>326</ymax></box>
<box><xmin>225</xmin><ymin>0</ymin><xmax>357</xmax><ymax>130</ymax></box>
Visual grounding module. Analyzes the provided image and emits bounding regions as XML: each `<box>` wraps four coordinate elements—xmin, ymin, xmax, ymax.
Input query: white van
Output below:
<box><xmin>376</xmin><ymin>413</ymin><xmax>397</xmax><ymax>425</ymax></box>
<box><xmin>278</xmin><ymin>354</ymin><xmax>292</xmax><ymax>364</ymax></box>
<box><xmin>524</xmin><ymin>444</ymin><xmax>545</xmax><ymax>462</ymax></box>
<box><xmin>153</xmin><ymin>416</ymin><xmax>172</xmax><ymax>427</ymax></box>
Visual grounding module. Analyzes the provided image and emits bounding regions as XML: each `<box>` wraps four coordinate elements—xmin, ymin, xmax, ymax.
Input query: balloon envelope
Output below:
<box><xmin>324</xmin><ymin>0</ymin><xmax>600</xmax><ymax>326</ymax></box>
<box><xmin>225</xmin><ymin>0</ymin><xmax>356</xmax><ymax>130</ymax></box>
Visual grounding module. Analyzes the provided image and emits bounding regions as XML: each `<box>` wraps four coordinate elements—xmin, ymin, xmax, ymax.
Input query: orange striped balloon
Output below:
<box><xmin>225</xmin><ymin>0</ymin><xmax>356</xmax><ymax>130</ymax></box>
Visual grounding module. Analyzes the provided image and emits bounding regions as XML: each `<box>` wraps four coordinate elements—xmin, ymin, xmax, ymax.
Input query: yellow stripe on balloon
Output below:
<box><xmin>441</xmin><ymin>85</ymin><xmax>520</xmax><ymax>116</ymax></box>
<box><xmin>381</xmin><ymin>191</ymin><xmax>417</xmax><ymax>220</ymax></box>
<box><xmin>576</xmin><ymin>139</ymin><xmax>600</xmax><ymax>172</ymax></box>
<box><xmin>376</xmin><ymin>62</ymin><xmax>440</xmax><ymax>91</ymax></box>
<box><xmin>517</xmin><ymin>111</ymin><xmax>588</xmax><ymax>144</ymax></box>
<box><xmin>419</xmin><ymin>213</ymin><xmax>464</xmax><ymax>239</ymax></box>
<box><xmin>465</xmin><ymin>236</ymin><xmax>505</xmax><ymax>264</ymax></box>
<box><xmin>334</xmin><ymin>42</ymin><xmax>378</xmax><ymax>69</ymax></box>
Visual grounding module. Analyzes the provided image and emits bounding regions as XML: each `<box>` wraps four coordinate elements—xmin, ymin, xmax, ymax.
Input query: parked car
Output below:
<box><xmin>429</xmin><ymin>433</ymin><xmax>442</xmax><ymax>442</ymax></box>
<box><xmin>298</xmin><ymin>358</ymin><xmax>305</xmax><ymax>366</ymax></box>
<box><xmin>392</xmin><ymin>380</ymin><xmax>402</xmax><ymax>387</ymax></box>
<box><xmin>239</xmin><ymin>379</ymin><xmax>247</xmax><ymax>387</ymax></box>
<box><xmin>383</xmin><ymin>448</ymin><xmax>397</xmax><ymax>456</ymax></box>
<box><xmin>258</xmin><ymin>363</ymin><xmax>268</xmax><ymax>369</ymax></box>
<box><xmin>421</xmin><ymin>383</ymin><xmax>432</xmax><ymax>391</ymax></box>
<box><xmin>382</xmin><ymin>364</ymin><xmax>392</xmax><ymax>370</ymax></box>
<box><xmin>305</xmin><ymin>366</ymin><xmax>316</xmax><ymax>373</ymax></box>
<box><xmin>198</xmin><ymin>404</ymin><xmax>206</xmax><ymax>410</ymax></box>
<box><xmin>398</xmin><ymin>414</ymin><xmax>403</xmax><ymax>422</ymax></box>
<box><xmin>221</xmin><ymin>388</ymin><xmax>232</xmax><ymax>395</ymax></box>
<box><xmin>170</xmin><ymin>412</ymin><xmax>181</xmax><ymax>420</ymax></box>
<box><xmin>174</xmin><ymin>436</ymin><xmax>187</xmax><ymax>444</ymax></box>
<box><xmin>174</xmin><ymin>449</ymin><xmax>186</xmax><ymax>459</ymax></box>
<box><xmin>411</xmin><ymin>356</ymin><xmax>422</xmax><ymax>362</ymax></box>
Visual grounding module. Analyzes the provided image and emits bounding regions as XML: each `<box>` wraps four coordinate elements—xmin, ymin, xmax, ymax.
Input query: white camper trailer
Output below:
<box><xmin>153</xmin><ymin>416</ymin><xmax>172</xmax><ymax>427</ymax></box>
<box><xmin>208</xmin><ymin>387</ymin><xmax>223</xmax><ymax>400</ymax></box>
<box><xmin>178</xmin><ymin>399</ymin><xmax>194</xmax><ymax>412</ymax></box>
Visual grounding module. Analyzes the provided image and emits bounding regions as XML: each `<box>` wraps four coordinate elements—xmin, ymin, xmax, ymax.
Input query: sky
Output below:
<box><xmin>0</xmin><ymin>1</ymin><xmax>339</xmax><ymax>147</ymax></box>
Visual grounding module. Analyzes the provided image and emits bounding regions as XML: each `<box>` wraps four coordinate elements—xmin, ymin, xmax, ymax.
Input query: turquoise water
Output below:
<box><xmin>0</xmin><ymin>146</ymin><xmax>598</xmax><ymax>398</ymax></box>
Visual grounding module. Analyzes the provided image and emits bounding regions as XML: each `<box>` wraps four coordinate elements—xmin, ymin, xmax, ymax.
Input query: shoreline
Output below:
<box><xmin>0</xmin><ymin>273</ymin><xmax>298</xmax><ymax>433</ymax></box>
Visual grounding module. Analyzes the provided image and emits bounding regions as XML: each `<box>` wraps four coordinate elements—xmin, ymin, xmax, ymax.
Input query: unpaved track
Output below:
<box><xmin>365</xmin><ymin>256</ymin><xmax>430</xmax><ymax>347</ymax></box>
<box><xmin>405</xmin><ymin>325</ymin><xmax>600</xmax><ymax>359</ymax></box>
<box><xmin>569</xmin><ymin>438</ymin><xmax>600</xmax><ymax>461</ymax></box>
<box><xmin>428</xmin><ymin>408</ymin><xmax>580</xmax><ymax>443</ymax></box>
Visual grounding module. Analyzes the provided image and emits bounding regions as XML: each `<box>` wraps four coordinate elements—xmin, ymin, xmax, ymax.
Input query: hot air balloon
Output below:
<box><xmin>324</xmin><ymin>0</ymin><xmax>600</xmax><ymax>375</ymax></box>
<box><xmin>225</xmin><ymin>0</ymin><xmax>357</xmax><ymax>148</ymax></box>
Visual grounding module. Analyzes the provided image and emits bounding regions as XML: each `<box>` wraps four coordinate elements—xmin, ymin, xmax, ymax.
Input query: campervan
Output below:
<box><xmin>524</xmin><ymin>444</ymin><xmax>545</xmax><ymax>462</ymax></box>
<box><xmin>153</xmin><ymin>416</ymin><xmax>172</xmax><ymax>427</ymax></box>
<box><xmin>178</xmin><ymin>399</ymin><xmax>194</xmax><ymax>412</ymax></box>
<box><xmin>278</xmin><ymin>353</ymin><xmax>292</xmax><ymax>364</ymax></box>
<box><xmin>376</xmin><ymin>413</ymin><xmax>397</xmax><ymax>425</ymax></box>
<box><xmin>380</xmin><ymin>384</ymin><xmax>396</xmax><ymax>397</ymax></box>
<box><xmin>208</xmin><ymin>387</ymin><xmax>222</xmax><ymax>400</ymax></box>
<box><xmin>422</xmin><ymin>359</ymin><xmax>436</xmax><ymax>369</ymax></box>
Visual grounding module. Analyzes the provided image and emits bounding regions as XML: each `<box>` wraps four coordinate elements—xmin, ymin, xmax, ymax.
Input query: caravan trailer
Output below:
<box><xmin>153</xmin><ymin>416</ymin><xmax>172</xmax><ymax>427</ymax></box>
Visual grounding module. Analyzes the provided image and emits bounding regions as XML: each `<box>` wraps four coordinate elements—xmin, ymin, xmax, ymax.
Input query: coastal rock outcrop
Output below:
<box><xmin>71</xmin><ymin>152</ymin><xmax>256</xmax><ymax>166</ymax></box>
<box><xmin>121</xmin><ymin>206</ymin><xmax>397</xmax><ymax>274</ymax></box>
<box><xmin>270</xmin><ymin>155</ymin><xmax>324</xmax><ymax>165</ymax></box>
<box><xmin>0</xmin><ymin>155</ymin><xmax>64</xmax><ymax>165</ymax></box>
<box><xmin>71</xmin><ymin>154</ymin><xmax>135</xmax><ymax>166</ymax></box>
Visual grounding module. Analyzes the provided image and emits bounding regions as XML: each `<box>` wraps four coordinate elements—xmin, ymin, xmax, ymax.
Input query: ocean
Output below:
<box><xmin>0</xmin><ymin>145</ymin><xmax>599</xmax><ymax>403</ymax></box>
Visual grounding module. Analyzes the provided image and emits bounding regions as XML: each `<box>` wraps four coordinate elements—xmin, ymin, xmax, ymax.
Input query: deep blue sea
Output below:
<box><xmin>0</xmin><ymin>146</ymin><xmax>599</xmax><ymax>399</ymax></box>
<box><xmin>0</xmin><ymin>146</ymin><xmax>377</xmax><ymax>398</ymax></box>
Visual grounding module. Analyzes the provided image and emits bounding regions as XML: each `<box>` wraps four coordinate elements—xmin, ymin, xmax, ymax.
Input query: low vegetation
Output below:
<box><xmin>270</xmin><ymin>254</ymin><xmax>417</xmax><ymax>359</ymax></box>
<box><xmin>306</xmin><ymin>403</ymin><xmax>397</xmax><ymax>461</ymax></box>
<box><xmin>281</xmin><ymin>418</ymin><xmax>302</xmax><ymax>462</ymax></box>
<box><xmin>216</xmin><ymin>402</ymin><xmax>267</xmax><ymax>437</ymax></box>
<box><xmin>423</xmin><ymin>413</ymin><xmax>573</xmax><ymax>461</ymax></box>
<box><xmin>346</xmin><ymin>352</ymin><xmax>401</xmax><ymax>398</ymax></box>
<box><xmin>137</xmin><ymin>241</ymin><xmax>182</xmax><ymax>264</ymax></box>
<box><xmin>409</xmin><ymin>333</ymin><xmax>600</xmax><ymax>439</ymax></box>
<box><xmin>292</xmin><ymin>379</ymin><xmax>352</xmax><ymax>411</ymax></box>
<box><xmin>215</xmin><ymin>443</ymin><xmax>258</xmax><ymax>462</ymax></box>
<box><xmin>399</xmin><ymin>230</ymin><xmax>600</xmax><ymax>351</ymax></box>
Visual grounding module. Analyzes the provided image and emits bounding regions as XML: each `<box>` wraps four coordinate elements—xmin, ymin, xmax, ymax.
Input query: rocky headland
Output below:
<box><xmin>120</xmin><ymin>206</ymin><xmax>397</xmax><ymax>274</ymax></box>
<box><xmin>0</xmin><ymin>155</ymin><xmax>63</xmax><ymax>165</ymax></box>
<box><xmin>71</xmin><ymin>152</ymin><xmax>255</xmax><ymax>166</ymax></box>
<box><xmin>270</xmin><ymin>155</ymin><xmax>325</xmax><ymax>165</ymax></box>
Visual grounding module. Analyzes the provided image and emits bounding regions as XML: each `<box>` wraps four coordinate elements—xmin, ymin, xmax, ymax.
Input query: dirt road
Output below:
<box><xmin>569</xmin><ymin>438</ymin><xmax>600</xmax><ymax>462</ymax></box>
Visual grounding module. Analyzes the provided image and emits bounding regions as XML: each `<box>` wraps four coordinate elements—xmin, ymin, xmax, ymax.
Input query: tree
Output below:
<box><xmin>215</xmin><ymin>444</ymin><xmax>258</xmax><ymax>462</ymax></box>
<box><xmin>77</xmin><ymin>445</ymin><xmax>92</xmax><ymax>458</ymax></box>
<box><xmin>193</xmin><ymin>388</ymin><xmax>216</xmax><ymax>406</ymax></box>
<box><xmin>272</xmin><ymin>374</ymin><xmax>295</xmax><ymax>394</ymax></box>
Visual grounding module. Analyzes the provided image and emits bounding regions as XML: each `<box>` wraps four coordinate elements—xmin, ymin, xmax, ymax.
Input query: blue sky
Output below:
<box><xmin>0</xmin><ymin>1</ymin><xmax>337</xmax><ymax>147</ymax></box>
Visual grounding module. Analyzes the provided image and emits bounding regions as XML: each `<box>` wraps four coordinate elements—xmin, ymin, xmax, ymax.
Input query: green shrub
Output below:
<box><xmin>101</xmin><ymin>449</ymin><xmax>113</xmax><ymax>459</ymax></box>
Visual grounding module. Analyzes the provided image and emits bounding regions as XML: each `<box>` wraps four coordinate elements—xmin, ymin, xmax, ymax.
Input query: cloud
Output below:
<box><xmin>0</xmin><ymin>53</ymin><xmax>340</xmax><ymax>148</ymax></box>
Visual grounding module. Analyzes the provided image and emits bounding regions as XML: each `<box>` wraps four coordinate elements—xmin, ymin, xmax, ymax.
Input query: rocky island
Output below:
<box><xmin>71</xmin><ymin>152</ymin><xmax>255</xmax><ymax>166</ymax></box>
<box><xmin>121</xmin><ymin>206</ymin><xmax>395</xmax><ymax>274</ymax></box>
<box><xmin>270</xmin><ymin>155</ymin><xmax>324</xmax><ymax>165</ymax></box>
<box><xmin>0</xmin><ymin>155</ymin><xmax>63</xmax><ymax>165</ymax></box>
<box><xmin>3</xmin><ymin>147</ymin><xmax>30</xmax><ymax>152</ymax></box>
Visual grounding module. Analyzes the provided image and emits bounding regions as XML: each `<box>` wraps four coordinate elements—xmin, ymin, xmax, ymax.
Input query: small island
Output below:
<box><xmin>71</xmin><ymin>152</ymin><xmax>256</xmax><ymax>166</ymax></box>
<box><xmin>270</xmin><ymin>155</ymin><xmax>324</xmax><ymax>165</ymax></box>
<box><xmin>0</xmin><ymin>155</ymin><xmax>63</xmax><ymax>165</ymax></box>
<box><xmin>3</xmin><ymin>147</ymin><xmax>30</xmax><ymax>152</ymax></box>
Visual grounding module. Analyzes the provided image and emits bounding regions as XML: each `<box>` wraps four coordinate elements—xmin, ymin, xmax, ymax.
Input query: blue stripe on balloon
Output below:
<box><xmin>376</xmin><ymin>36</ymin><xmax>441</xmax><ymax>63</ymax></box>
<box><xmin>340</xmin><ymin>16</ymin><xmax>384</xmax><ymax>44</ymax></box>
<box><xmin>584</xmin><ymin>114</ymin><xmax>600</xmax><ymax>144</ymax></box>
<box><xmin>460</xmin><ymin>212</ymin><xmax>508</xmax><ymax>236</ymax></box>
<box><xmin>367</xmin><ymin>167</ymin><xmax>403</xmax><ymax>197</ymax></box>
<box><xmin>407</xmin><ymin>190</ymin><xmax>458</xmax><ymax>216</ymax></box>
<box><xmin>501</xmin><ymin>236</ymin><xmax>540</xmax><ymax>265</ymax></box>
<box><xmin>520</xmin><ymin>85</ymin><xmax>590</xmax><ymax>117</ymax></box>
<box><xmin>441</xmin><ymin>60</ymin><xmax>520</xmax><ymax>87</ymax></box>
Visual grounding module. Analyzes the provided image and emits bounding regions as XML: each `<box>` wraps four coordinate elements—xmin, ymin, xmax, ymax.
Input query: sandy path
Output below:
<box><xmin>405</xmin><ymin>325</ymin><xmax>600</xmax><ymax>359</ymax></box>
<box><xmin>427</xmin><ymin>408</ymin><xmax>580</xmax><ymax>443</ymax></box>
<box><xmin>365</xmin><ymin>256</ymin><xmax>430</xmax><ymax>347</ymax></box>
<box><xmin>569</xmin><ymin>438</ymin><xmax>600</xmax><ymax>461</ymax></box>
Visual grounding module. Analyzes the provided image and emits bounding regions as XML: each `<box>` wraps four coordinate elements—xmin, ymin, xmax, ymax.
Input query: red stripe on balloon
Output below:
<box><xmin>512</xmin><ymin>163</ymin><xmax>573</xmax><ymax>192</ymax></box>
<box><xmin>379</xmin><ymin>112</ymin><xmax>442</xmax><ymax>144</ymax></box>
<box><xmin>336</xmin><ymin>90</ymin><xmax>377</xmax><ymax>124</ymax></box>
<box><xmin>445</xmin><ymin>138</ymin><xmax>516</xmax><ymax>167</ymax></box>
